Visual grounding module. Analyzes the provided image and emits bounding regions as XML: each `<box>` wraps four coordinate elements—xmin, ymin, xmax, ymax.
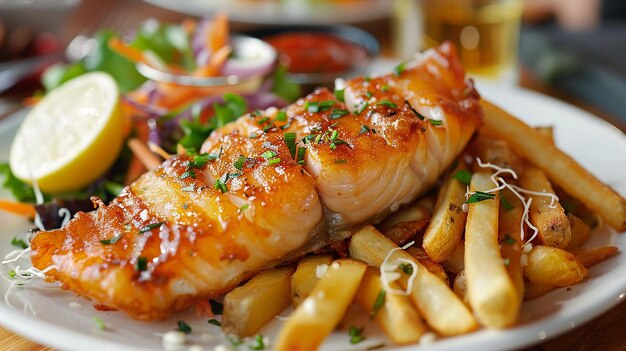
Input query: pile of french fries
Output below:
<box><xmin>218</xmin><ymin>100</ymin><xmax>626</xmax><ymax>350</ymax></box>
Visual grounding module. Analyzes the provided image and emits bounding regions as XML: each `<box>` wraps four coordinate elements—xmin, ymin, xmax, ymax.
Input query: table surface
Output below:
<box><xmin>1</xmin><ymin>0</ymin><xmax>625</xmax><ymax>350</ymax></box>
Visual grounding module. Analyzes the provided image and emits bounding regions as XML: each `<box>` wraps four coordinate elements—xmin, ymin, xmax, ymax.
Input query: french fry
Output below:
<box><xmin>422</xmin><ymin>162</ymin><xmax>469</xmax><ymax>262</ymax></box>
<box><xmin>354</xmin><ymin>267</ymin><xmax>425</xmax><ymax>344</ymax></box>
<box><xmin>498</xmin><ymin>188</ymin><xmax>525</xmax><ymax>301</ymax></box>
<box><xmin>442</xmin><ymin>243</ymin><xmax>465</xmax><ymax>274</ymax></box>
<box><xmin>406</xmin><ymin>247</ymin><xmax>449</xmax><ymax>284</ymax></box>
<box><xmin>569</xmin><ymin>246</ymin><xmax>619</xmax><ymax>268</ymax></box>
<box><xmin>349</xmin><ymin>225</ymin><xmax>477</xmax><ymax>335</ymax></box>
<box><xmin>567</xmin><ymin>213</ymin><xmax>591</xmax><ymax>248</ymax></box>
<box><xmin>290</xmin><ymin>255</ymin><xmax>333</xmax><ymax>307</ymax></box>
<box><xmin>471</xmin><ymin>132</ymin><xmax>521</xmax><ymax>174</ymax></box>
<box><xmin>378</xmin><ymin>218</ymin><xmax>429</xmax><ymax>247</ymax></box>
<box><xmin>519</xmin><ymin>163</ymin><xmax>571</xmax><ymax>248</ymax></box>
<box><xmin>465</xmin><ymin>172</ymin><xmax>520</xmax><ymax>328</ymax></box>
<box><xmin>222</xmin><ymin>267</ymin><xmax>294</xmax><ymax>337</ymax></box>
<box><xmin>481</xmin><ymin>99</ymin><xmax>626</xmax><ymax>231</ymax></box>
<box><xmin>452</xmin><ymin>270</ymin><xmax>469</xmax><ymax>305</ymax></box>
<box><xmin>523</xmin><ymin>282</ymin><xmax>556</xmax><ymax>300</ymax></box>
<box><xmin>534</xmin><ymin>126</ymin><xmax>555</xmax><ymax>144</ymax></box>
<box><xmin>523</xmin><ymin>245</ymin><xmax>588</xmax><ymax>286</ymax></box>
<box><xmin>380</xmin><ymin>203</ymin><xmax>431</xmax><ymax>227</ymax></box>
<box><xmin>274</xmin><ymin>259</ymin><xmax>366</xmax><ymax>351</ymax></box>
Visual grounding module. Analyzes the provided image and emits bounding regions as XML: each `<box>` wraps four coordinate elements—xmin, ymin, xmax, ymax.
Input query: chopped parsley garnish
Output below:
<box><xmin>334</xmin><ymin>159</ymin><xmax>347</xmax><ymax>164</ymax></box>
<box><xmin>8</xmin><ymin>270</ymin><xmax>16</xmax><ymax>279</ymax></box>
<box><xmin>214</xmin><ymin>174</ymin><xmax>229</xmax><ymax>193</ymax></box>
<box><xmin>365</xmin><ymin>91</ymin><xmax>373</xmax><ymax>98</ymax></box>
<box><xmin>500</xmin><ymin>195</ymin><xmax>514</xmax><ymax>210</ymax></box>
<box><xmin>262</xmin><ymin>150</ymin><xmax>276</xmax><ymax>159</ymax></box>
<box><xmin>394</xmin><ymin>62</ymin><xmax>407</xmax><ymax>76</ymax></box>
<box><xmin>180</xmin><ymin>169</ymin><xmax>196</xmax><ymax>180</ymax></box>
<box><xmin>11</xmin><ymin>237</ymin><xmax>28</xmax><ymax>249</ymax></box>
<box><xmin>349</xmin><ymin>325</ymin><xmax>365</xmax><ymax>344</ymax></box>
<box><xmin>399</xmin><ymin>263</ymin><xmax>414</xmax><ymax>275</ymax></box>
<box><xmin>228</xmin><ymin>335</ymin><xmax>243</xmax><ymax>346</ymax></box>
<box><xmin>249</xmin><ymin>334</ymin><xmax>266</xmax><ymax>350</ymax></box>
<box><xmin>503</xmin><ymin>258</ymin><xmax>511</xmax><ymax>266</ymax></box>
<box><xmin>501</xmin><ymin>234</ymin><xmax>517</xmax><ymax>245</ymax></box>
<box><xmin>190</xmin><ymin>153</ymin><xmax>217</xmax><ymax>168</ymax></box>
<box><xmin>307</xmin><ymin>100</ymin><xmax>335</xmax><ymax>113</ymax></box>
<box><xmin>381</xmin><ymin>84</ymin><xmax>390</xmax><ymax>92</ymax></box>
<box><xmin>268</xmin><ymin>158</ymin><xmax>281</xmax><ymax>165</ymax></box>
<box><xmin>356</xmin><ymin>101</ymin><xmax>369</xmax><ymax>114</ymax></box>
<box><xmin>249</xmin><ymin>132</ymin><xmax>259</xmax><ymax>139</ymax></box>
<box><xmin>136</xmin><ymin>256</ymin><xmax>148</xmax><ymax>272</ymax></box>
<box><xmin>262</xmin><ymin>123</ymin><xmax>275</xmax><ymax>132</ymax></box>
<box><xmin>370</xmin><ymin>289</ymin><xmax>386</xmax><ymax>318</ymax></box>
<box><xmin>100</xmin><ymin>233</ymin><xmax>124</xmax><ymax>245</ymax></box>
<box><xmin>208</xmin><ymin>319</ymin><xmax>221</xmax><ymax>327</ymax></box>
<box><xmin>257</xmin><ymin>116</ymin><xmax>269</xmax><ymax>124</ymax></box>
<box><xmin>365</xmin><ymin>76</ymin><xmax>371</xmax><ymax>82</ymax></box>
<box><xmin>452</xmin><ymin>169</ymin><xmax>472</xmax><ymax>185</ymax></box>
<box><xmin>429</xmin><ymin>119</ymin><xmax>443</xmax><ymax>126</ymax></box>
<box><xmin>93</xmin><ymin>316</ymin><xmax>106</xmax><ymax>330</ymax></box>
<box><xmin>330</xmin><ymin>108</ymin><xmax>349</xmax><ymax>120</ymax></box>
<box><xmin>330</xmin><ymin>130</ymin><xmax>339</xmax><ymax>141</ymax></box>
<box><xmin>406</xmin><ymin>100</ymin><xmax>425</xmax><ymax>120</ymax></box>
<box><xmin>139</xmin><ymin>222</ymin><xmax>164</xmax><ymax>233</ymax></box>
<box><xmin>181</xmin><ymin>185</ymin><xmax>195</xmax><ymax>192</ymax></box>
<box><xmin>234</xmin><ymin>155</ymin><xmax>246</xmax><ymax>170</ymax></box>
<box><xmin>296</xmin><ymin>147</ymin><xmax>306</xmax><ymax>165</ymax></box>
<box><xmin>358</xmin><ymin>125</ymin><xmax>375</xmax><ymax>135</ymax></box>
<box><xmin>466</xmin><ymin>191</ymin><xmax>496</xmax><ymax>203</ymax></box>
<box><xmin>284</xmin><ymin>132</ymin><xmax>297</xmax><ymax>159</ymax></box>
<box><xmin>334</xmin><ymin>88</ymin><xmax>345</xmax><ymax>102</ymax></box>
<box><xmin>376</xmin><ymin>100</ymin><xmax>397</xmax><ymax>108</ymax></box>
<box><xmin>276</xmin><ymin>110</ymin><xmax>287</xmax><ymax>122</ymax></box>
<box><xmin>239</xmin><ymin>204</ymin><xmax>249</xmax><ymax>211</ymax></box>
<box><xmin>209</xmin><ymin>299</ymin><xmax>224</xmax><ymax>314</ymax></box>
<box><xmin>177</xmin><ymin>320</ymin><xmax>192</xmax><ymax>334</ymax></box>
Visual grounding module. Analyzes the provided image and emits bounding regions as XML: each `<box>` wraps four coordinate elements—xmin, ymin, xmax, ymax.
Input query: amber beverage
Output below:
<box><xmin>421</xmin><ymin>0</ymin><xmax>523</xmax><ymax>85</ymax></box>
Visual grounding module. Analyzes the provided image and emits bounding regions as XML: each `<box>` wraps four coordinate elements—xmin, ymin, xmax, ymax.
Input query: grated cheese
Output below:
<box><xmin>315</xmin><ymin>264</ymin><xmax>329</xmax><ymax>278</ymax></box>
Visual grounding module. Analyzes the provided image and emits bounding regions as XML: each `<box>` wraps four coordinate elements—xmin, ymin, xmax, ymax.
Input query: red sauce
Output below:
<box><xmin>265</xmin><ymin>33</ymin><xmax>368</xmax><ymax>74</ymax></box>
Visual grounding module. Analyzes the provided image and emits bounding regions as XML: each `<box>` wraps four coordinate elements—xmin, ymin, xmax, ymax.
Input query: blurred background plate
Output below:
<box><xmin>142</xmin><ymin>0</ymin><xmax>393</xmax><ymax>25</ymax></box>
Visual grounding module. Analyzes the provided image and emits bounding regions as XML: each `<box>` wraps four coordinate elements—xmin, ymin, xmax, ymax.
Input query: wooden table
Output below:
<box><xmin>1</xmin><ymin>0</ymin><xmax>625</xmax><ymax>350</ymax></box>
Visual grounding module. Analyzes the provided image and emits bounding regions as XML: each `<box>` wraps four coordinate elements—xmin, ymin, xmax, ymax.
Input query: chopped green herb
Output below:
<box><xmin>330</xmin><ymin>130</ymin><xmax>339</xmax><ymax>141</ymax></box>
<box><xmin>239</xmin><ymin>204</ymin><xmax>249</xmax><ymax>211</ymax></box>
<box><xmin>356</xmin><ymin>101</ymin><xmax>369</xmax><ymax>114</ymax></box>
<box><xmin>330</xmin><ymin>108</ymin><xmax>349</xmax><ymax>120</ymax></box>
<box><xmin>268</xmin><ymin>158</ymin><xmax>281</xmax><ymax>165</ymax></box>
<box><xmin>394</xmin><ymin>62</ymin><xmax>407</xmax><ymax>76</ymax></box>
<box><xmin>234</xmin><ymin>155</ymin><xmax>246</xmax><ymax>170</ymax></box>
<box><xmin>136</xmin><ymin>256</ymin><xmax>148</xmax><ymax>272</ymax></box>
<box><xmin>452</xmin><ymin>169</ymin><xmax>472</xmax><ymax>185</ymax></box>
<box><xmin>104</xmin><ymin>180</ymin><xmax>125</xmax><ymax>197</ymax></box>
<box><xmin>208</xmin><ymin>319</ymin><xmax>221</xmax><ymax>327</ymax></box>
<box><xmin>503</xmin><ymin>258</ymin><xmax>511</xmax><ymax>266</ymax></box>
<box><xmin>228</xmin><ymin>334</ymin><xmax>243</xmax><ymax>346</ymax></box>
<box><xmin>262</xmin><ymin>123</ymin><xmax>275</xmax><ymax>132</ymax></box>
<box><xmin>500</xmin><ymin>195</ymin><xmax>514</xmax><ymax>210</ymax></box>
<box><xmin>280</xmin><ymin>122</ymin><xmax>292</xmax><ymax>130</ymax></box>
<box><xmin>296</xmin><ymin>147</ymin><xmax>306</xmax><ymax>165</ymax></box>
<box><xmin>314</xmin><ymin>134</ymin><xmax>322</xmax><ymax>144</ymax></box>
<box><xmin>177</xmin><ymin>320</ymin><xmax>192</xmax><ymax>334</ymax></box>
<box><xmin>11</xmin><ymin>237</ymin><xmax>28</xmax><ymax>249</ymax></box>
<box><xmin>252</xmin><ymin>109</ymin><xmax>262</xmax><ymax>117</ymax></box>
<box><xmin>190</xmin><ymin>153</ymin><xmax>217</xmax><ymax>168</ymax></box>
<box><xmin>370</xmin><ymin>289</ymin><xmax>386</xmax><ymax>318</ymax></box>
<box><xmin>429</xmin><ymin>119</ymin><xmax>443</xmax><ymax>126</ymax></box>
<box><xmin>365</xmin><ymin>91</ymin><xmax>373</xmax><ymax>98</ymax></box>
<box><xmin>257</xmin><ymin>116</ymin><xmax>269</xmax><ymax>124</ymax></box>
<box><xmin>93</xmin><ymin>316</ymin><xmax>106</xmax><ymax>330</ymax></box>
<box><xmin>8</xmin><ymin>270</ymin><xmax>16</xmax><ymax>279</ymax></box>
<box><xmin>180</xmin><ymin>169</ymin><xmax>196</xmax><ymax>180</ymax></box>
<box><xmin>249</xmin><ymin>132</ymin><xmax>259</xmax><ymax>139</ymax></box>
<box><xmin>334</xmin><ymin>159</ymin><xmax>348</xmax><ymax>164</ymax></box>
<box><xmin>209</xmin><ymin>299</ymin><xmax>224</xmax><ymax>314</ymax></box>
<box><xmin>349</xmin><ymin>325</ymin><xmax>365</xmax><ymax>344</ymax></box>
<box><xmin>139</xmin><ymin>222</ymin><xmax>164</xmax><ymax>233</ymax></box>
<box><xmin>406</xmin><ymin>101</ymin><xmax>425</xmax><ymax>120</ymax></box>
<box><xmin>214</xmin><ymin>174</ymin><xmax>229</xmax><ymax>193</ymax></box>
<box><xmin>276</xmin><ymin>110</ymin><xmax>287</xmax><ymax>122</ymax></box>
<box><xmin>284</xmin><ymin>132</ymin><xmax>297</xmax><ymax>159</ymax></box>
<box><xmin>501</xmin><ymin>234</ymin><xmax>517</xmax><ymax>245</ymax></box>
<box><xmin>307</xmin><ymin>100</ymin><xmax>335</xmax><ymax>113</ymax></box>
<box><xmin>376</xmin><ymin>100</ymin><xmax>397</xmax><ymax>108</ymax></box>
<box><xmin>262</xmin><ymin>150</ymin><xmax>276</xmax><ymax>159</ymax></box>
<box><xmin>249</xmin><ymin>334</ymin><xmax>266</xmax><ymax>350</ymax></box>
<box><xmin>466</xmin><ymin>191</ymin><xmax>496</xmax><ymax>203</ymax></box>
<box><xmin>399</xmin><ymin>263</ymin><xmax>414</xmax><ymax>275</ymax></box>
<box><xmin>334</xmin><ymin>88</ymin><xmax>345</xmax><ymax>102</ymax></box>
<box><xmin>381</xmin><ymin>84</ymin><xmax>390</xmax><ymax>92</ymax></box>
<box><xmin>100</xmin><ymin>233</ymin><xmax>124</xmax><ymax>245</ymax></box>
<box><xmin>365</xmin><ymin>76</ymin><xmax>371</xmax><ymax>82</ymax></box>
<box><xmin>358</xmin><ymin>125</ymin><xmax>375</xmax><ymax>135</ymax></box>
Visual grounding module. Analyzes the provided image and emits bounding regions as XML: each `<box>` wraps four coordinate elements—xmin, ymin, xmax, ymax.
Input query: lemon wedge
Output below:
<box><xmin>9</xmin><ymin>72</ymin><xmax>124</xmax><ymax>193</ymax></box>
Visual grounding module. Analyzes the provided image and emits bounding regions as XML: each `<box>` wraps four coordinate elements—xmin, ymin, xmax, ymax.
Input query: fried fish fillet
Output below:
<box><xmin>31</xmin><ymin>43</ymin><xmax>482</xmax><ymax>320</ymax></box>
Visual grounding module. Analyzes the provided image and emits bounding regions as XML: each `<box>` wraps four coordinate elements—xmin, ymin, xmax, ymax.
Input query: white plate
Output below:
<box><xmin>0</xmin><ymin>85</ymin><xmax>625</xmax><ymax>351</ymax></box>
<box><xmin>142</xmin><ymin>0</ymin><xmax>393</xmax><ymax>25</ymax></box>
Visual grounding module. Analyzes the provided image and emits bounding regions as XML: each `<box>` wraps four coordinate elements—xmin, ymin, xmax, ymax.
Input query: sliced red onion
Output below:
<box><xmin>192</xmin><ymin>19</ymin><xmax>210</xmax><ymax>60</ymax></box>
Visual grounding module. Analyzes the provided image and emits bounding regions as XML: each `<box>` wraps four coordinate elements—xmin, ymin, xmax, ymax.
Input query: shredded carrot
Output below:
<box><xmin>207</xmin><ymin>12</ymin><xmax>229</xmax><ymax>54</ymax></box>
<box><xmin>195</xmin><ymin>300</ymin><xmax>214</xmax><ymax>318</ymax></box>
<box><xmin>181</xmin><ymin>18</ymin><xmax>197</xmax><ymax>35</ymax></box>
<box><xmin>128</xmin><ymin>138</ymin><xmax>162</xmax><ymax>171</ymax></box>
<box><xmin>193</xmin><ymin>45</ymin><xmax>232</xmax><ymax>77</ymax></box>
<box><xmin>0</xmin><ymin>199</ymin><xmax>36</xmax><ymax>219</ymax></box>
<box><xmin>108</xmin><ymin>37</ymin><xmax>147</xmax><ymax>64</ymax></box>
